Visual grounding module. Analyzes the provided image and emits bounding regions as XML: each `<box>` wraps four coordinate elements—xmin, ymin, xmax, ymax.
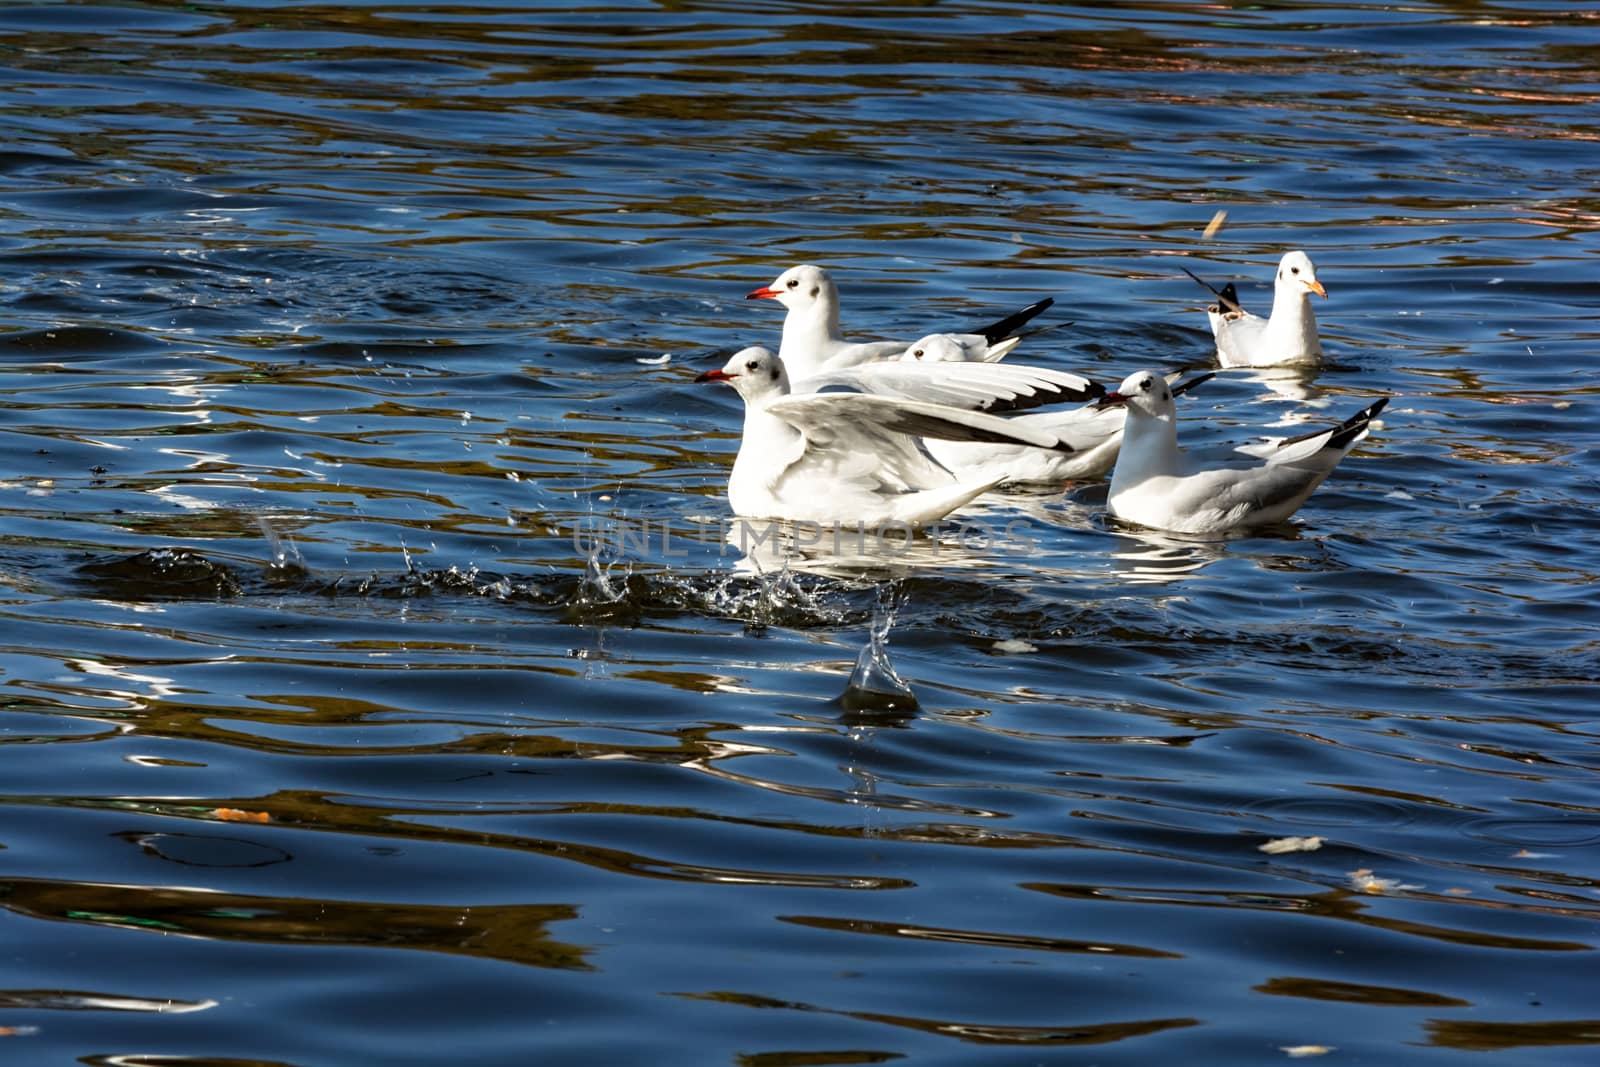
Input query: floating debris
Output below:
<box><xmin>1203</xmin><ymin>209</ymin><xmax>1228</xmax><ymax>240</ymax></box>
<box><xmin>1347</xmin><ymin>868</ymin><xmax>1422</xmax><ymax>894</ymax></box>
<box><xmin>991</xmin><ymin>637</ymin><xmax>1038</xmax><ymax>654</ymax></box>
<box><xmin>211</xmin><ymin>808</ymin><xmax>272</xmax><ymax>824</ymax></box>
<box><xmin>636</xmin><ymin>353</ymin><xmax>672</xmax><ymax>365</ymax></box>
<box><xmin>1259</xmin><ymin>835</ymin><xmax>1324</xmax><ymax>855</ymax></box>
<box><xmin>1280</xmin><ymin>1045</ymin><xmax>1335</xmax><ymax>1058</ymax></box>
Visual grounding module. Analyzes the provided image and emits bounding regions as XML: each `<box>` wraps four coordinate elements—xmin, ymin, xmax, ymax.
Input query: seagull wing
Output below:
<box><xmin>969</xmin><ymin>297</ymin><xmax>1054</xmax><ymax>344</ymax></box>
<box><xmin>801</xmin><ymin>361</ymin><xmax>1101</xmax><ymax>414</ymax></box>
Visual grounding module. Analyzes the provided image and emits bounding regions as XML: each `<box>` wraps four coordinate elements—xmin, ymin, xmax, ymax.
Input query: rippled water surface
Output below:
<box><xmin>2</xmin><ymin>2</ymin><xmax>1598</xmax><ymax>1064</ymax></box>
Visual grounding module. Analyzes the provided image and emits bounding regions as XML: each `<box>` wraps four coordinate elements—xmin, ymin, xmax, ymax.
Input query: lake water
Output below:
<box><xmin>1</xmin><ymin>2</ymin><xmax>1598</xmax><ymax>1064</ymax></box>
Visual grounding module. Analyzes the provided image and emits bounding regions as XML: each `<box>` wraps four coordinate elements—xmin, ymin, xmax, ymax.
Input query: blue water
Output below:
<box><xmin>1</xmin><ymin>2</ymin><xmax>1598</xmax><ymax>1064</ymax></box>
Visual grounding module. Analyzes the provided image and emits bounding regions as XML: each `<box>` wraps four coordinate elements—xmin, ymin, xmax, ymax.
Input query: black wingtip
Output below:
<box><xmin>975</xmin><ymin>376</ymin><xmax>1104</xmax><ymax>417</ymax></box>
<box><xmin>891</xmin><ymin>409</ymin><xmax>1070</xmax><ymax>450</ymax></box>
<box><xmin>1181</xmin><ymin>265</ymin><xmax>1219</xmax><ymax>296</ymax></box>
<box><xmin>1171</xmin><ymin>372</ymin><xmax>1216</xmax><ymax>399</ymax></box>
<box><xmin>1182</xmin><ymin>266</ymin><xmax>1243</xmax><ymax>315</ymax></box>
<box><xmin>1214</xmin><ymin>283</ymin><xmax>1242</xmax><ymax>315</ymax></box>
<box><xmin>1326</xmin><ymin>396</ymin><xmax>1389</xmax><ymax>450</ymax></box>
<box><xmin>972</xmin><ymin>296</ymin><xmax>1055</xmax><ymax>345</ymax></box>
<box><xmin>1280</xmin><ymin>396</ymin><xmax>1390</xmax><ymax>452</ymax></box>
<box><xmin>1012</xmin><ymin>319</ymin><xmax>1071</xmax><ymax>345</ymax></box>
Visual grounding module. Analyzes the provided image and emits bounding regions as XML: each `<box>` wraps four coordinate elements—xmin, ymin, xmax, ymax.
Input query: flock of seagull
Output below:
<box><xmin>693</xmin><ymin>254</ymin><xmax>1388</xmax><ymax>538</ymax></box>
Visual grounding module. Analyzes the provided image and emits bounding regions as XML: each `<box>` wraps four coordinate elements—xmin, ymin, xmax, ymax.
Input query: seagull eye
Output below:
<box><xmin>912</xmin><ymin>349</ymin><xmax>924</xmax><ymax>359</ymax></box>
<box><xmin>786</xmin><ymin>278</ymin><xmax>799</xmax><ymax>289</ymax></box>
<box><xmin>1291</xmin><ymin>266</ymin><xmax>1300</xmax><ymax>275</ymax></box>
<box><xmin>745</xmin><ymin>360</ymin><xmax>760</xmax><ymax>371</ymax></box>
<box><xmin>1140</xmin><ymin>376</ymin><xmax>1154</xmax><ymax>391</ymax></box>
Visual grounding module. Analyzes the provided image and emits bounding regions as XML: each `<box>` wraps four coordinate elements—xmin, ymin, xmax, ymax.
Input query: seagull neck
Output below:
<box><xmin>1268</xmin><ymin>283</ymin><xmax>1318</xmax><ymax>347</ymax></box>
<box><xmin>1118</xmin><ymin>409</ymin><xmax>1182</xmax><ymax>478</ymax></box>
<box><xmin>730</xmin><ymin>399</ymin><xmax>802</xmax><ymax>499</ymax></box>
<box><xmin>781</xmin><ymin>295</ymin><xmax>842</xmax><ymax>357</ymax></box>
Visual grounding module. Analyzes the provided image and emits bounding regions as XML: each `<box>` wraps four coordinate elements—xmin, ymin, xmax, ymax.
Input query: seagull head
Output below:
<box><xmin>746</xmin><ymin>264</ymin><xmax>835</xmax><ymax>311</ymax></box>
<box><xmin>898</xmin><ymin>333</ymin><xmax>967</xmax><ymax>363</ymax></box>
<box><xmin>694</xmin><ymin>346</ymin><xmax>789</xmax><ymax>402</ymax></box>
<box><xmin>1096</xmin><ymin>369</ymin><xmax>1176</xmax><ymax>418</ymax></box>
<box><xmin>1277</xmin><ymin>250</ymin><xmax>1327</xmax><ymax>299</ymax></box>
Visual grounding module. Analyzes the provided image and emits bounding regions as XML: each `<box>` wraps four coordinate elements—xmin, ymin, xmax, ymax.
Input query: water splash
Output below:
<box><xmin>256</xmin><ymin>516</ymin><xmax>307</xmax><ymax>576</ymax></box>
<box><xmin>838</xmin><ymin>584</ymin><xmax>918</xmax><ymax>714</ymax></box>
<box><xmin>579</xmin><ymin>540</ymin><xmax>630</xmax><ymax>606</ymax></box>
<box><xmin>563</xmin><ymin>510</ymin><xmax>642</xmax><ymax>631</ymax></box>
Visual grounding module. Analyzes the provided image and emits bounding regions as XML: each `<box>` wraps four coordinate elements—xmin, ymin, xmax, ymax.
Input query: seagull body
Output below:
<box><xmin>695</xmin><ymin>347</ymin><xmax>1078</xmax><ymax>527</ymax></box>
<box><xmin>747</xmin><ymin>264</ymin><xmax>1053</xmax><ymax>380</ymax></box>
<box><xmin>1186</xmin><ymin>251</ymin><xmax>1326</xmax><ymax>368</ymax></box>
<box><xmin>900</xmin><ymin>331</ymin><xmax>1016</xmax><ymax>364</ymax></box>
<box><xmin>1100</xmin><ymin>368</ymin><xmax>1387</xmax><ymax>535</ymax></box>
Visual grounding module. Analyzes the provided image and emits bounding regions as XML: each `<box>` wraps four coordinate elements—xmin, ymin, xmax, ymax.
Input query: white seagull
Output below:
<box><xmin>1098</xmin><ymin>368</ymin><xmax>1387</xmax><ymax>535</ymax></box>
<box><xmin>694</xmin><ymin>347</ymin><xmax>1080</xmax><ymax>527</ymax></box>
<box><xmin>898</xmin><ymin>324</ymin><xmax>1064</xmax><ymax>365</ymax></box>
<box><xmin>747</xmin><ymin>264</ymin><xmax>1053</xmax><ymax>379</ymax></box>
<box><xmin>1184</xmin><ymin>250</ymin><xmax>1326</xmax><ymax>368</ymax></box>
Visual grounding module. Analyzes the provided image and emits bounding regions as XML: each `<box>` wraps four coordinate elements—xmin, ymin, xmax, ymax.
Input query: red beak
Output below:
<box><xmin>695</xmin><ymin>369</ymin><xmax>736</xmax><ymax>383</ymax></box>
<box><xmin>746</xmin><ymin>286</ymin><xmax>781</xmax><ymax>300</ymax></box>
<box><xmin>1095</xmin><ymin>391</ymin><xmax>1128</xmax><ymax>411</ymax></box>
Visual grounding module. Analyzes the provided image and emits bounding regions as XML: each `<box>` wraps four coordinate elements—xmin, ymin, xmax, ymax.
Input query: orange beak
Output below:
<box><xmin>694</xmin><ymin>368</ymin><xmax>736</xmax><ymax>383</ymax></box>
<box><xmin>746</xmin><ymin>286</ymin><xmax>781</xmax><ymax>300</ymax></box>
<box><xmin>1307</xmin><ymin>279</ymin><xmax>1328</xmax><ymax>298</ymax></box>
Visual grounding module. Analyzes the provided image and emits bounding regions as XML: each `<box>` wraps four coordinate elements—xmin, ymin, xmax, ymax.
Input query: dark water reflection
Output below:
<box><xmin>1</xmin><ymin>1</ymin><xmax>1598</xmax><ymax>1065</ymax></box>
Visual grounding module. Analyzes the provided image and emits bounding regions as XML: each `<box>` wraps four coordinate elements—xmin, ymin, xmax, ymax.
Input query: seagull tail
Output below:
<box><xmin>888</xmin><ymin>473</ymin><xmax>1008</xmax><ymax>527</ymax></box>
<box><xmin>1270</xmin><ymin>396</ymin><xmax>1390</xmax><ymax>466</ymax></box>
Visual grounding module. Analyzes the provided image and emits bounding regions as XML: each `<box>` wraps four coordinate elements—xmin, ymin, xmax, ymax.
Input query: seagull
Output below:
<box><xmin>1098</xmin><ymin>368</ymin><xmax>1387</xmax><ymax>535</ymax></box>
<box><xmin>747</xmin><ymin>264</ymin><xmax>1054</xmax><ymax>379</ymax></box>
<box><xmin>900</xmin><ymin>331</ymin><xmax>1015</xmax><ymax>364</ymax></box>
<box><xmin>694</xmin><ymin>347</ymin><xmax>1078</xmax><ymax>527</ymax></box>
<box><xmin>1183</xmin><ymin>251</ymin><xmax>1326</xmax><ymax>368</ymax></box>
<box><xmin>898</xmin><ymin>321</ymin><xmax>1067</xmax><ymax>365</ymax></box>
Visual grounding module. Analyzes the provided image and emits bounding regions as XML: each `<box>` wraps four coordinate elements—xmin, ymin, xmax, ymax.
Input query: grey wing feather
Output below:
<box><xmin>768</xmin><ymin>393</ymin><xmax>1073</xmax><ymax>452</ymax></box>
<box><xmin>802</xmin><ymin>361</ymin><xmax>1100</xmax><ymax>413</ymax></box>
